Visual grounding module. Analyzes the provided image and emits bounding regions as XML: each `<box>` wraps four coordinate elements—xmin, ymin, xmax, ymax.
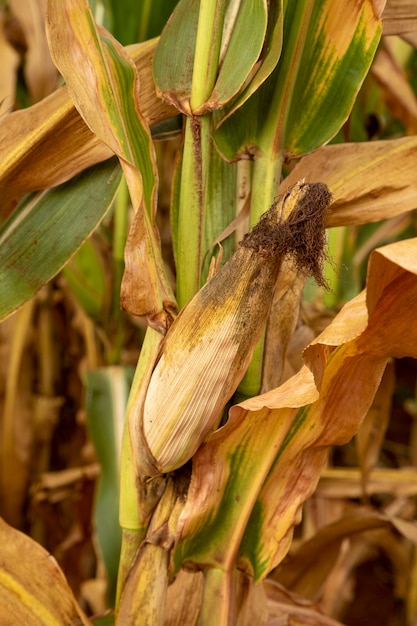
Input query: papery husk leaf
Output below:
<box><xmin>283</xmin><ymin>136</ymin><xmax>417</xmax><ymax>227</ymax></box>
<box><xmin>173</xmin><ymin>237</ymin><xmax>417</xmax><ymax>581</ymax></box>
<box><xmin>0</xmin><ymin>40</ymin><xmax>175</xmax><ymax>216</ymax></box>
<box><xmin>143</xmin><ymin>235</ymin><xmax>283</xmax><ymax>473</ymax></box>
<box><xmin>0</xmin><ymin>517</ymin><xmax>91</xmax><ymax>625</ymax></box>
<box><xmin>261</xmin><ymin>265</ymin><xmax>305</xmax><ymax>391</ymax></box>
<box><xmin>142</xmin><ymin>182</ymin><xmax>331</xmax><ymax>473</ymax></box>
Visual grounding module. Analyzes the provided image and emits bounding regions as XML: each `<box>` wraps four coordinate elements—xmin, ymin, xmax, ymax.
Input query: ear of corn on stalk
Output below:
<box><xmin>141</xmin><ymin>181</ymin><xmax>331</xmax><ymax>473</ymax></box>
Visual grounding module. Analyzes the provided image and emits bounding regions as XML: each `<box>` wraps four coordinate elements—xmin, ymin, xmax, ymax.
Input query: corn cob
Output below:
<box><xmin>142</xmin><ymin>181</ymin><xmax>331</xmax><ymax>473</ymax></box>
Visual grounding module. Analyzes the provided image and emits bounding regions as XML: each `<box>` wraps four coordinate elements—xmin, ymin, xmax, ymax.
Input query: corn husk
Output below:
<box><xmin>142</xmin><ymin>181</ymin><xmax>331</xmax><ymax>473</ymax></box>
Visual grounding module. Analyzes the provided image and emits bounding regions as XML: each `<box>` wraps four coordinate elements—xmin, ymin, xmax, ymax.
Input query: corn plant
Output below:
<box><xmin>1</xmin><ymin>0</ymin><xmax>417</xmax><ymax>624</ymax></box>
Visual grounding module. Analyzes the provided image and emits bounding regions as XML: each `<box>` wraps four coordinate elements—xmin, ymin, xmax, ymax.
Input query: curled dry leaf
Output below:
<box><xmin>46</xmin><ymin>0</ymin><xmax>177</xmax><ymax>331</ymax></box>
<box><xmin>282</xmin><ymin>136</ymin><xmax>417</xmax><ymax>228</ymax></box>
<box><xmin>265</xmin><ymin>579</ymin><xmax>347</xmax><ymax>626</ymax></box>
<box><xmin>355</xmin><ymin>362</ymin><xmax>395</xmax><ymax>494</ymax></box>
<box><xmin>272</xmin><ymin>507</ymin><xmax>398</xmax><ymax>599</ymax></box>
<box><xmin>173</xmin><ymin>237</ymin><xmax>417</xmax><ymax>582</ymax></box>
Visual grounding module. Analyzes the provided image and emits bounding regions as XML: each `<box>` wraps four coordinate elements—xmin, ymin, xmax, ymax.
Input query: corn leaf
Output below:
<box><xmin>109</xmin><ymin>0</ymin><xmax>179</xmax><ymax>45</ymax></box>
<box><xmin>45</xmin><ymin>0</ymin><xmax>176</xmax><ymax>327</ymax></box>
<box><xmin>153</xmin><ymin>0</ymin><xmax>270</xmax><ymax>114</ymax></box>
<box><xmin>63</xmin><ymin>239</ymin><xmax>107</xmax><ymax>319</ymax></box>
<box><xmin>215</xmin><ymin>0</ymin><xmax>284</xmax><ymax>114</ymax></box>
<box><xmin>264</xmin><ymin>580</ymin><xmax>346</xmax><ymax>626</ymax></box>
<box><xmin>45</xmin><ymin>0</ymin><xmax>156</xmax><ymax>208</ymax></box>
<box><xmin>173</xmin><ymin>237</ymin><xmax>417</xmax><ymax>581</ymax></box>
<box><xmin>84</xmin><ymin>366</ymin><xmax>134</xmax><ymax>606</ymax></box>
<box><xmin>0</xmin><ymin>40</ymin><xmax>175</xmax><ymax>216</ymax></box>
<box><xmin>282</xmin><ymin>136</ymin><xmax>417</xmax><ymax>227</ymax></box>
<box><xmin>0</xmin><ymin>518</ymin><xmax>91</xmax><ymax>625</ymax></box>
<box><xmin>0</xmin><ymin>158</ymin><xmax>121</xmax><ymax>323</ymax></box>
<box><xmin>274</xmin><ymin>506</ymin><xmax>416</xmax><ymax>599</ymax></box>
<box><xmin>215</xmin><ymin>0</ymin><xmax>382</xmax><ymax>161</ymax></box>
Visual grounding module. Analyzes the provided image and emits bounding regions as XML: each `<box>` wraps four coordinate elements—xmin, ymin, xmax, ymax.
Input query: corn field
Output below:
<box><xmin>1</xmin><ymin>1</ymin><xmax>417</xmax><ymax>625</ymax></box>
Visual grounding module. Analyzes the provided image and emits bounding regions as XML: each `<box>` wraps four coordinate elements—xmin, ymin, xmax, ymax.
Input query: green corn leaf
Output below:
<box><xmin>153</xmin><ymin>0</ymin><xmax>270</xmax><ymax>114</ymax></box>
<box><xmin>213</xmin><ymin>0</ymin><xmax>284</xmax><ymax>119</ymax></box>
<box><xmin>215</xmin><ymin>0</ymin><xmax>382</xmax><ymax>161</ymax></box>
<box><xmin>0</xmin><ymin>158</ymin><xmax>121</xmax><ymax>323</ymax></box>
<box><xmin>63</xmin><ymin>238</ymin><xmax>107</xmax><ymax>319</ymax></box>
<box><xmin>84</xmin><ymin>366</ymin><xmax>134</xmax><ymax>606</ymax></box>
<box><xmin>110</xmin><ymin>0</ymin><xmax>179</xmax><ymax>45</ymax></box>
<box><xmin>0</xmin><ymin>38</ymin><xmax>175</xmax><ymax>215</ymax></box>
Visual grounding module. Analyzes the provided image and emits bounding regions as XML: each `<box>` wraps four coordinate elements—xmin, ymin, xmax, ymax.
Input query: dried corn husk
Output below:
<box><xmin>142</xmin><ymin>181</ymin><xmax>331</xmax><ymax>473</ymax></box>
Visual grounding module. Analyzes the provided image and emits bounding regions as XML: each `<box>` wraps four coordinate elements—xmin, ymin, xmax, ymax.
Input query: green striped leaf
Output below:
<box><xmin>153</xmin><ymin>0</ymin><xmax>271</xmax><ymax>114</ymax></box>
<box><xmin>84</xmin><ymin>366</ymin><xmax>134</xmax><ymax>605</ymax></box>
<box><xmin>46</xmin><ymin>0</ymin><xmax>157</xmax><ymax>212</ymax></box>
<box><xmin>108</xmin><ymin>0</ymin><xmax>179</xmax><ymax>45</ymax></box>
<box><xmin>0</xmin><ymin>158</ymin><xmax>121</xmax><ymax>323</ymax></box>
<box><xmin>46</xmin><ymin>0</ymin><xmax>176</xmax><ymax>325</ymax></box>
<box><xmin>63</xmin><ymin>238</ymin><xmax>107</xmax><ymax>319</ymax></box>
<box><xmin>215</xmin><ymin>0</ymin><xmax>382</xmax><ymax>160</ymax></box>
